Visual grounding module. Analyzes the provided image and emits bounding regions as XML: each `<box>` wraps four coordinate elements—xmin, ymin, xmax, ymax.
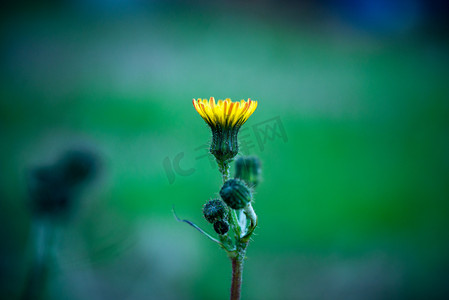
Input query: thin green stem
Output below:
<box><xmin>219</xmin><ymin>234</ymin><xmax>236</xmax><ymax>253</ymax></box>
<box><xmin>229</xmin><ymin>208</ymin><xmax>241</xmax><ymax>239</ymax></box>
<box><xmin>218</xmin><ymin>159</ymin><xmax>230</xmax><ymax>184</ymax></box>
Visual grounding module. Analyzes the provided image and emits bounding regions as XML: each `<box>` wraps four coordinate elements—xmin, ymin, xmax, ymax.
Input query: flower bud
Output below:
<box><xmin>203</xmin><ymin>199</ymin><xmax>227</xmax><ymax>223</ymax></box>
<box><xmin>213</xmin><ymin>220</ymin><xmax>229</xmax><ymax>235</ymax></box>
<box><xmin>235</xmin><ymin>156</ymin><xmax>261</xmax><ymax>187</ymax></box>
<box><xmin>219</xmin><ymin>179</ymin><xmax>252</xmax><ymax>210</ymax></box>
<box><xmin>210</xmin><ymin>127</ymin><xmax>239</xmax><ymax>163</ymax></box>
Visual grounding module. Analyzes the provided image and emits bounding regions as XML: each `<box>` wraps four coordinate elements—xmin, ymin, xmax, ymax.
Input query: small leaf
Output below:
<box><xmin>172</xmin><ymin>206</ymin><xmax>228</xmax><ymax>249</ymax></box>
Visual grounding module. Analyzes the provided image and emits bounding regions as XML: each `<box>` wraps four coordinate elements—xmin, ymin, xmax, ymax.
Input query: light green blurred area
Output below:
<box><xmin>1</xmin><ymin>7</ymin><xmax>449</xmax><ymax>300</ymax></box>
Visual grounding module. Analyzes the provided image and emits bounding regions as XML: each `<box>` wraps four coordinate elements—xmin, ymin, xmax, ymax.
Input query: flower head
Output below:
<box><xmin>193</xmin><ymin>98</ymin><xmax>258</xmax><ymax>129</ymax></box>
<box><xmin>193</xmin><ymin>97</ymin><xmax>258</xmax><ymax>162</ymax></box>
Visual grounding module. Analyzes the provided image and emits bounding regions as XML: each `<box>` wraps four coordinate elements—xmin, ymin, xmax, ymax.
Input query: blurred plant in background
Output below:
<box><xmin>23</xmin><ymin>149</ymin><xmax>99</xmax><ymax>299</ymax></box>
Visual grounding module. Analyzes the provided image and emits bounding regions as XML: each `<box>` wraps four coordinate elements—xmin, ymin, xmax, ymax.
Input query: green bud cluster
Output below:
<box><xmin>203</xmin><ymin>199</ymin><xmax>229</xmax><ymax>235</ymax></box>
<box><xmin>235</xmin><ymin>156</ymin><xmax>261</xmax><ymax>187</ymax></box>
<box><xmin>220</xmin><ymin>179</ymin><xmax>252</xmax><ymax>210</ymax></box>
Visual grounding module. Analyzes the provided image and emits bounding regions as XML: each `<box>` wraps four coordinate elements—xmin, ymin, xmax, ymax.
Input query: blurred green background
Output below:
<box><xmin>1</xmin><ymin>1</ymin><xmax>449</xmax><ymax>299</ymax></box>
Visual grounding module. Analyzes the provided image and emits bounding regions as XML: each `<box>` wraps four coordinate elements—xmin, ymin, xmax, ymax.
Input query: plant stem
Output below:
<box><xmin>217</xmin><ymin>159</ymin><xmax>250</xmax><ymax>300</ymax></box>
<box><xmin>218</xmin><ymin>160</ymin><xmax>230</xmax><ymax>183</ymax></box>
<box><xmin>22</xmin><ymin>218</ymin><xmax>55</xmax><ymax>300</ymax></box>
<box><xmin>230</xmin><ymin>257</ymin><xmax>244</xmax><ymax>300</ymax></box>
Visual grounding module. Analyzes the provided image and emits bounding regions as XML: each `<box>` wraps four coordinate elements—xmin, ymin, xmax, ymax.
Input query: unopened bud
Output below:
<box><xmin>219</xmin><ymin>179</ymin><xmax>252</xmax><ymax>210</ymax></box>
<box><xmin>213</xmin><ymin>220</ymin><xmax>229</xmax><ymax>235</ymax></box>
<box><xmin>203</xmin><ymin>199</ymin><xmax>227</xmax><ymax>223</ymax></box>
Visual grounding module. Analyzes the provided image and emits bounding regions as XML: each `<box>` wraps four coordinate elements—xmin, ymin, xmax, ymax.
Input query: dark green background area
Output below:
<box><xmin>1</xmin><ymin>2</ymin><xmax>449</xmax><ymax>300</ymax></box>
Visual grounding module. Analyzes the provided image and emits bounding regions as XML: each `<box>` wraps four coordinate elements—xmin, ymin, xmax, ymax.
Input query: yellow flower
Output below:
<box><xmin>193</xmin><ymin>97</ymin><xmax>258</xmax><ymax>162</ymax></box>
<box><xmin>193</xmin><ymin>98</ymin><xmax>257</xmax><ymax>129</ymax></box>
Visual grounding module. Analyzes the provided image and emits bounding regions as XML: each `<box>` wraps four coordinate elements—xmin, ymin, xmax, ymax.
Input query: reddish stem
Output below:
<box><xmin>230</xmin><ymin>257</ymin><xmax>243</xmax><ymax>300</ymax></box>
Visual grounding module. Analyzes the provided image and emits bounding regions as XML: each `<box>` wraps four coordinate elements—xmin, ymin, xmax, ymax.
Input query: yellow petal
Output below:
<box><xmin>193</xmin><ymin>97</ymin><xmax>257</xmax><ymax>128</ymax></box>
